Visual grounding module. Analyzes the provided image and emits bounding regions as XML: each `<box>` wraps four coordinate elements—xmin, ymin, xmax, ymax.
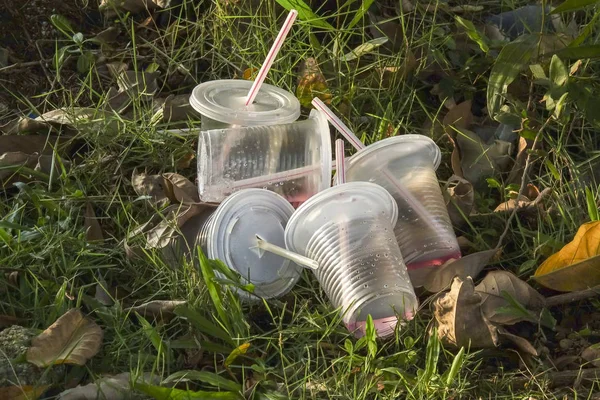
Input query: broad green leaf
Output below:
<box><xmin>198</xmin><ymin>249</ymin><xmax>230</xmax><ymax>333</ymax></box>
<box><xmin>347</xmin><ymin>0</ymin><xmax>375</xmax><ymax>29</ymax></box>
<box><xmin>224</xmin><ymin>343</ymin><xmax>250</xmax><ymax>368</ymax></box>
<box><xmin>549</xmin><ymin>55</ymin><xmax>568</xmax><ymax>86</ymax></box>
<box><xmin>134</xmin><ymin>383</ymin><xmax>240</xmax><ymax>400</ymax></box>
<box><xmin>340</xmin><ymin>37</ymin><xmax>388</xmax><ymax>61</ymax></box>
<box><xmin>72</xmin><ymin>32</ymin><xmax>84</xmax><ymax>45</ymax></box>
<box><xmin>138</xmin><ymin>315</ymin><xmax>167</xmax><ymax>360</ymax></box>
<box><xmin>275</xmin><ymin>0</ymin><xmax>334</xmax><ymax>30</ymax></box>
<box><xmin>534</xmin><ymin>221</ymin><xmax>600</xmax><ymax>291</ymax></box>
<box><xmin>551</xmin><ymin>0</ymin><xmax>599</xmax><ymax>14</ymax></box>
<box><xmin>487</xmin><ymin>35</ymin><xmax>537</xmax><ymax>118</ymax></box>
<box><xmin>76</xmin><ymin>51</ymin><xmax>94</xmax><ymax>74</ymax></box>
<box><xmin>50</xmin><ymin>14</ymin><xmax>75</xmax><ymax>36</ymax></box>
<box><xmin>586</xmin><ymin>187</ymin><xmax>599</xmax><ymax>221</ymax></box>
<box><xmin>555</xmin><ymin>45</ymin><xmax>600</xmax><ymax>59</ymax></box>
<box><xmin>445</xmin><ymin>347</ymin><xmax>465</xmax><ymax>385</ymax></box>
<box><xmin>173</xmin><ymin>305</ymin><xmax>234</xmax><ymax>346</ymax></box>
<box><xmin>455</xmin><ymin>16</ymin><xmax>489</xmax><ymax>53</ymax></box>
<box><xmin>163</xmin><ymin>371</ymin><xmax>241</xmax><ymax>392</ymax></box>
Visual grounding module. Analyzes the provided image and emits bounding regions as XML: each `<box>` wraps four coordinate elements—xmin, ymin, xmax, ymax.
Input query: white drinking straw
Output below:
<box><xmin>245</xmin><ymin>9</ymin><xmax>298</xmax><ymax>106</ymax></box>
<box><xmin>255</xmin><ymin>237</ymin><xmax>319</xmax><ymax>270</ymax></box>
<box><xmin>335</xmin><ymin>139</ymin><xmax>346</xmax><ymax>185</ymax></box>
<box><xmin>311</xmin><ymin>97</ymin><xmax>441</xmax><ymax>232</ymax></box>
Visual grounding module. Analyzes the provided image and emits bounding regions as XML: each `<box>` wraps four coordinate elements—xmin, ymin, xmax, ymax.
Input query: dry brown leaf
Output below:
<box><xmin>84</xmin><ymin>203</ymin><xmax>103</xmax><ymax>242</ymax></box>
<box><xmin>475</xmin><ymin>270</ymin><xmax>545</xmax><ymax>325</ymax></box>
<box><xmin>297</xmin><ymin>58</ymin><xmax>331</xmax><ymax>108</ymax></box>
<box><xmin>161</xmin><ymin>95</ymin><xmax>198</xmax><ymax>123</ymax></box>
<box><xmin>0</xmin><ymin>314</ymin><xmax>23</xmax><ymax>328</ymax></box>
<box><xmin>494</xmin><ymin>186</ymin><xmax>551</xmax><ymax>214</ymax></box>
<box><xmin>423</xmin><ymin>249</ymin><xmax>498</xmax><ymax>292</ymax></box>
<box><xmin>162</xmin><ymin>173</ymin><xmax>200</xmax><ymax>204</ymax></box>
<box><xmin>443</xmin><ymin>100</ymin><xmax>473</xmax><ymax>131</ymax></box>
<box><xmin>497</xmin><ymin>328</ymin><xmax>538</xmax><ymax>356</ymax></box>
<box><xmin>507</xmin><ymin>137</ymin><xmax>530</xmax><ymax>184</ymax></box>
<box><xmin>131</xmin><ymin>170</ymin><xmax>169</xmax><ymax>205</ymax></box>
<box><xmin>379</xmin><ymin>50</ymin><xmax>418</xmax><ymax>86</ymax></box>
<box><xmin>26</xmin><ymin>309</ymin><xmax>103</xmax><ymax>367</ymax></box>
<box><xmin>58</xmin><ymin>372</ymin><xmax>157</xmax><ymax>400</ymax></box>
<box><xmin>145</xmin><ymin>204</ymin><xmax>203</xmax><ymax>249</ymax></box>
<box><xmin>433</xmin><ymin>277</ymin><xmax>499</xmax><ymax>348</ymax></box>
<box><xmin>126</xmin><ymin>300</ymin><xmax>186</xmax><ymax>321</ymax></box>
<box><xmin>109</xmin><ymin>69</ymin><xmax>159</xmax><ymax>101</ymax></box>
<box><xmin>444</xmin><ymin>175</ymin><xmax>474</xmax><ymax>226</ymax></box>
<box><xmin>582</xmin><ymin>345</ymin><xmax>600</xmax><ymax>367</ymax></box>
<box><xmin>0</xmin><ymin>385</ymin><xmax>49</xmax><ymax>400</ymax></box>
<box><xmin>534</xmin><ymin>221</ymin><xmax>600</xmax><ymax>292</ymax></box>
<box><xmin>99</xmin><ymin>0</ymin><xmax>169</xmax><ymax>16</ymax></box>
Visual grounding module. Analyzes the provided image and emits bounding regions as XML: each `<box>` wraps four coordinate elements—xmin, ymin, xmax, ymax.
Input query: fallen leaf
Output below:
<box><xmin>433</xmin><ymin>277</ymin><xmax>499</xmax><ymax>348</ymax></box>
<box><xmin>242</xmin><ymin>68</ymin><xmax>258</xmax><ymax>80</ymax></box>
<box><xmin>162</xmin><ymin>173</ymin><xmax>200</xmax><ymax>204</ymax></box>
<box><xmin>126</xmin><ymin>300</ymin><xmax>186</xmax><ymax>321</ymax></box>
<box><xmin>340</xmin><ymin>37</ymin><xmax>388</xmax><ymax>62</ymax></box>
<box><xmin>297</xmin><ymin>58</ymin><xmax>331</xmax><ymax>108</ymax></box>
<box><xmin>475</xmin><ymin>270</ymin><xmax>545</xmax><ymax>324</ymax></box>
<box><xmin>131</xmin><ymin>170</ymin><xmax>169</xmax><ymax>205</ymax></box>
<box><xmin>0</xmin><ymin>315</ymin><xmax>23</xmax><ymax>328</ymax></box>
<box><xmin>379</xmin><ymin>50</ymin><xmax>418</xmax><ymax>85</ymax></box>
<box><xmin>494</xmin><ymin>186</ymin><xmax>551</xmax><ymax>213</ymax></box>
<box><xmin>443</xmin><ymin>100</ymin><xmax>474</xmax><ymax>132</ymax></box>
<box><xmin>507</xmin><ymin>137</ymin><xmax>531</xmax><ymax>184</ymax></box>
<box><xmin>108</xmin><ymin>66</ymin><xmax>159</xmax><ymax>101</ymax></box>
<box><xmin>582</xmin><ymin>345</ymin><xmax>600</xmax><ymax>367</ymax></box>
<box><xmin>26</xmin><ymin>309</ymin><xmax>103</xmax><ymax>367</ymax></box>
<box><xmin>423</xmin><ymin>249</ymin><xmax>498</xmax><ymax>292</ymax></box>
<box><xmin>444</xmin><ymin>175</ymin><xmax>474</xmax><ymax>226</ymax></box>
<box><xmin>0</xmin><ymin>135</ymin><xmax>71</xmax><ymax>155</ymax></box>
<box><xmin>84</xmin><ymin>203</ymin><xmax>103</xmax><ymax>242</ymax></box>
<box><xmin>99</xmin><ymin>0</ymin><xmax>169</xmax><ymax>16</ymax></box>
<box><xmin>0</xmin><ymin>385</ymin><xmax>49</xmax><ymax>400</ymax></box>
<box><xmin>161</xmin><ymin>95</ymin><xmax>198</xmax><ymax>123</ymax></box>
<box><xmin>58</xmin><ymin>372</ymin><xmax>157</xmax><ymax>400</ymax></box>
<box><xmin>497</xmin><ymin>328</ymin><xmax>538</xmax><ymax>356</ymax></box>
<box><xmin>368</xmin><ymin>12</ymin><xmax>405</xmax><ymax>52</ymax></box>
<box><xmin>534</xmin><ymin>221</ymin><xmax>600</xmax><ymax>292</ymax></box>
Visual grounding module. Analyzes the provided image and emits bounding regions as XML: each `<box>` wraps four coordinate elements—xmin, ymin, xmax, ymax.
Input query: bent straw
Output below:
<box><xmin>335</xmin><ymin>139</ymin><xmax>346</xmax><ymax>185</ymax></box>
<box><xmin>255</xmin><ymin>237</ymin><xmax>319</xmax><ymax>270</ymax></box>
<box><xmin>311</xmin><ymin>98</ymin><xmax>441</xmax><ymax>232</ymax></box>
<box><xmin>245</xmin><ymin>9</ymin><xmax>298</xmax><ymax>106</ymax></box>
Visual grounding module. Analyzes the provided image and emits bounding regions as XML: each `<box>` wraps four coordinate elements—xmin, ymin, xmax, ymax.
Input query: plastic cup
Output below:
<box><xmin>285</xmin><ymin>182</ymin><xmax>418</xmax><ymax>338</ymax></box>
<box><xmin>180</xmin><ymin>189</ymin><xmax>302</xmax><ymax>299</ymax></box>
<box><xmin>189</xmin><ymin>80</ymin><xmax>301</xmax><ymax>130</ymax></box>
<box><xmin>342</xmin><ymin>135</ymin><xmax>461</xmax><ymax>282</ymax></box>
<box><xmin>198</xmin><ymin>109</ymin><xmax>332</xmax><ymax>206</ymax></box>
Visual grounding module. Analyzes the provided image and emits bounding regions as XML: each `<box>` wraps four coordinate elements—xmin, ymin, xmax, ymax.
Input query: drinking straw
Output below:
<box><xmin>311</xmin><ymin>97</ymin><xmax>441</xmax><ymax>232</ymax></box>
<box><xmin>335</xmin><ymin>139</ymin><xmax>346</xmax><ymax>185</ymax></box>
<box><xmin>245</xmin><ymin>9</ymin><xmax>298</xmax><ymax>106</ymax></box>
<box><xmin>255</xmin><ymin>237</ymin><xmax>319</xmax><ymax>270</ymax></box>
<box><xmin>228</xmin><ymin>164</ymin><xmax>321</xmax><ymax>190</ymax></box>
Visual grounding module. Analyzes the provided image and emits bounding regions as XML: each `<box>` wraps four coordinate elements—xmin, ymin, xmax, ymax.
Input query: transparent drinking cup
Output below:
<box><xmin>198</xmin><ymin>109</ymin><xmax>331</xmax><ymax>207</ymax></box>
<box><xmin>189</xmin><ymin>80</ymin><xmax>301</xmax><ymax>130</ymax></box>
<box><xmin>285</xmin><ymin>182</ymin><xmax>418</xmax><ymax>338</ymax></box>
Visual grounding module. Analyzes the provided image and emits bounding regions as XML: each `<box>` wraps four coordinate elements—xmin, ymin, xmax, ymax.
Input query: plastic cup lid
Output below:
<box><xmin>345</xmin><ymin>134</ymin><xmax>441</xmax><ymax>173</ymax></box>
<box><xmin>206</xmin><ymin>189</ymin><xmax>301</xmax><ymax>298</ymax></box>
<box><xmin>308</xmin><ymin>108</ymin><xmax>332</xmax><ymax>192</ymax></box>
<box><xmin>284</xmin><ymin>182</ymin><xmax>398</xmax><ymax>255</ymax></box>
<box><xmin>189</xmin><ymin>80</ymin><xmax>301</xmax><ymax>126</ymax></box>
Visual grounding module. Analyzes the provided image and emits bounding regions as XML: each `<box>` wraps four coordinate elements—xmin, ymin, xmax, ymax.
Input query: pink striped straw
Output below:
<box><xmin>335</xmin><ymin>139</ymin><xmax>346</xmax><ymax>185</ymax></box>
<box><xmin>245</xmin><ymin>9</ymin><xmax>298</xmax><ymax>106</ymax></box>
<box><xmin>311</xmin><ymin>97</ymin><xmax>365</xmax><ymax>151</ymax></box>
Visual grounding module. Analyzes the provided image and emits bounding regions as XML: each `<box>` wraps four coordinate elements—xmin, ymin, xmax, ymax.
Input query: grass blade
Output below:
<box><xmin>275</xmin><ymin>0</ymin><xmax>334</xmax><ymax>30</ymax></box>
<box><xmin>347</xmin><ymin>0</ymin><xmax>375</xmax><ymax>29</ymax></box>
<box><xmin>586</xmin><ymin>186</ymin><xmax>599</xmax><ymax>221</ymax></box>
<box><xmin>173</xmin><ymin>306</ymin><xmax>235</xmax><ymax>346</ymax></box>
<box><xmin>445</xmin><ymin>347</ymin><xmax>466</xmax><ymax>385</ymax></box>
<box><xmin>551</xmin><ymin>0</ymin><xmax>599</xmax><ymax>14</ymax></box>
<box><xmin>197</xmin><ymin>249</ymin><xmax>231</xmax><ymax>333</ymax></box>
<box><xmin>555</xmin><ymin>45</ymin><xmax>600</xmax><ymax>59</ymax></box>
<box><xmin>163</xmin><ymin>371</ymin><xmax>241</xmax><ymax>392</ymax></box>
<box><xmin>134</xmin><ymin>382</ymin><xmax>241</xmax><ymax>400</ymax></box>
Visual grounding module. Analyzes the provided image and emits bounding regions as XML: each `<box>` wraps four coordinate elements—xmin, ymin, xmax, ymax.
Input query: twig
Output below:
<box><xmin>509</xmin><ymin>368</ymin><xmax>600</xmax><ymax>389</ymax></box>
<box><xmin>545</xmin><ymin>285</ymin><xmax>600</xmax><ymax>307</ymax></box>
<box><xmin>0</xmin><ymin>61</ymin><xmax>42</xmax><ymax>73</ymax></box>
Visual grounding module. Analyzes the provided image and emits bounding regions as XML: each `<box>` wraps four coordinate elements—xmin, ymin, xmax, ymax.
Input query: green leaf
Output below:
<box><xmin>422</xmin><ymin>328</ymin><xmax>440</xmax><ymax>383</ymax></box>
<box><xmin>553</xmin><ymin>91</ymin><xmax>570</xmax><ymax>118</ymax></box>
<box><xmin>550</xmin><ymin>55</ymin><xmax>568</xmax><ymax>86</ymax></box>
<box><xmin>365</xmin><ymin>315</ymin><xmax>377</xmax><ymax>358</ymax></box>
<box><xmin>340</xmin><ymin>37</ymin><xmax>388</xmax><ymax>61</ymax></box>
<box><xmin>76</xmin><ymin>51</ymin><xmax>94</xmax><ymax>74</ymax></box>
<box><xmin>224</xmin><ymin>343</ymin><xmax>250</xmax><ymax>368</ymax></box>
<box><xmin>347</xmin><ymin>0</ymin><xmax>375</xmax><ymax>29</ymax></box>
<box><xmin>445</xmin><ymin>347</ymin><xmax>465</xmax><ymax>385</ymax></box>
<box><xmin>487</xmin><ymin>35</ymin><xmax>537</xmax><ymax>118</ymax></box>
<box><xmin>555</xmin><ymin>45</ymin><xmax>600</xmax><ymax>59</ymax></box>
<box><xmin>173</xmin><ymin>305</ymin><xmax>234</xmax><ymax>346</ymax></box>
<box><xmin>529</xmin><ymin>64</ymin><xmax>547</xmax><ymax>80</ymax></box>
<box><xmin>275</xmin><ymin>0</ymin><xmax>334</xmax><ymax>30</ymax></box>
<box><xmin>50</xmin><ymin>14</ymin><xmax>75</xmax><ymax>37</ymax></box>
<box><xmin>455</xmin><ymin>16</ymin><xmax>489</xmax><ymax>53</ymax></box>
<box><xmin>138</xmin><ymin>314</ymin><xmax>168</xmax><ymax>361</ymax></box>
<box><xmin>544</xmin><ymin>159</ymin><xmax>561</xmax><ymax>180</ymax></box>
<box><xmin>198</xmin><ymin>249</ymin><xmax>231</xmax><ymax>333</ymax></box>
<box><xmin>72</xmin><ymin>32</ymin><xmax>84</xmax><ymax>45</ymax></box>
<box><xmin>551</xmin><ymin>0</ymin><xmax>600</xmax><ymax>14</ymax></box>
<box><xmin>586</xmin><ymin>186</ymin><xmax>600</xmax><ymax>221</ymax></box>
<box><xmin>163</xmin><ymin>371</ymin><xmax>241</xmax><ymax>392</ymax></box>
<box><xmin>134</xmin><ymin>382</ymin><xmax>241</xmax><ymax>400</ymax></box>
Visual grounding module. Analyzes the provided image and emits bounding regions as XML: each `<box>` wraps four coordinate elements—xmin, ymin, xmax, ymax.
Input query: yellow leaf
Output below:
<box><xmin>242</xmin><ymin>67</ymin><xmax>258</xmax><ymax>80</ymax></box>
<box><xmin>224</xmin><ymin>342</ymin><xmax>250</xmax><ymax>368</ymax></box>
<box><xmin>534</xmin><ymin>221</ymin><xmax>600</xmax><ymax>292</ymax></box>
<box><xmin>296</xmin><ymin>58</ymin><xmax>331</xmax><ymax>108</ymax></box>
<box><xmin>26</xmin><ymin>309</ymin><xmax>103</xmax><ymax>367</ymax></box>
<box><xmin>0</xmin><ymin>385</ymin><xmax>49</xmax><ymax>400</ymax></box>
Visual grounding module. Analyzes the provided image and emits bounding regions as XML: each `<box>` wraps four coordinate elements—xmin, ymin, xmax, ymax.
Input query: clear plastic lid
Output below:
<box><xmin>206</xmin><ymin>189</ymin><xmax>301</xmax><ymax>298</ymax></box>
<box><xmin>285</xmin><ymin>182</ymin><xmax>398</xmax><ymax>255</ymax></box>
<box><xmin>189</xmin><ymin>80</ymin><xmax>301</xmax><ymax>126</ymax></box>
<box><xmin>345</xmin><ymin>134</ymin><xmax>441</xmax><ymax>173</ymax></box>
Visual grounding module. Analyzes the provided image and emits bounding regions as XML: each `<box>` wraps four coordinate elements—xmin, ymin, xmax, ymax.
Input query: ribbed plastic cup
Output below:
<box><xmin>189</xmin><ymin>80</ymin><xmax>301</xmax><ymax>130</ymax></box>
<box><xmin>180</xmin><ymin>189</ymin><xmax>301</xmax><ymax>299</ymax></box>
<box><xmin>342</xmin><ymin>135</ymin><xmax>460</xmax><ymax>281</ymax></box>
<box><xmin>198</xmin><ymin>109</ymin><xmax>331</xmax><ymax>206</ymax></box>
<box><xmin>285</xmin><ymin>182</ymin><xmax>418</xmax><ymax>338</ymax></box>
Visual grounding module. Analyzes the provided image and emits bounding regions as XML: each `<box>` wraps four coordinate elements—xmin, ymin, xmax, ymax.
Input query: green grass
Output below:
<box><xmin>1</xmin><ymin>0</ymin><xmax>600</xmax><ymax>398</ymax></box>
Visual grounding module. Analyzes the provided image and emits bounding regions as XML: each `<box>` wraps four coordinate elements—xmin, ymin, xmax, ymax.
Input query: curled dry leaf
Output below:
<box><xmin>494</xmin><ymin>185</ymin><xmax>551</xmax><ymax>214</ymax></box>
<box><xmin>26</xmin><ymin>309</ymin><xmax>103</xmax><ymax>367</ymax></box>
<box><xmin>99</xmin><ymin>0</ymin><xmax>170</xmax><ymax>16</ymax></box>
<box><xmin>0</xmin><ymin>386</ymin><xmax>50</xmax><ymax>400</ymax></box>
<box><xmin>443</xmin><ymin>100</ymin><xmax>473</xmax><ymax>132</ymax></box>
<box><xmin>84</xmin><ymin>203</ymin><xmax>103</xmax><ymax>242</ymax></box>
<box><xmin>126</xmin><ymin>300</ymin><xmax>186</xmax><ymax>322</ymax></box>
<box><xmin>534</xmin><ymin>221</ymin><xmax>600</xmax><ymax>292</ymax></box>
<box><xmin>444</xmin><ymin>175</ymin><xmax>474</xmax><ymax>226</ymax></box>
<box><xmin>497</xmin><ymin>328</ymin><xmax>538</xmax><ymax>356</ymax></box>
<box><xmin>475</xmin><ymin>270</ymin><xmax>545</xmax><ymax>325</ymax></box>
<box><xmin>433</xmin><ymin>277</ymin><xmax>499</xmax><ymax>348</ymax></box>
<box><xmin>132</xmin><ymin>169</ymin><xmax>169</xmax><ymax>205</ymax></box>
<box><xmin>161</xmin><ymin>94</ymin><xmax>198</xmax><ymax>123</ymax></box>
<box><xmin>423</xmin><ymin>249</ymin><xmax>498</xmax><ymax>292</ymax></box>
<box><xmin>162</xmin><ymin>173</ymin><xmax>200</xmax><ymax>204</ymax></box>
<box><xmin>107</xmin><ymin>64</ymin><xmax>159</xmax><ymax>101</ymax></box>
<box><xmin>297</xmin><ymin>58</ymin><xmax>331</xmax><ymax>108</ymax></box>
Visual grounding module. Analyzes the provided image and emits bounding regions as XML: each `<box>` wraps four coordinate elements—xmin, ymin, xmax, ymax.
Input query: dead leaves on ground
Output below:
<box><xmin>422</xmin><ymin>249</ymin><xmax>499</xmax><ymax>292</ymax></box>
<box><xmin>57</xmin><ymin>372</ymin><xmax>157</xmax><ymax>400</ymax></box>
<box><xmin>0</xmin><ymin>385</ymin><xmax>50</xmax><ymax>400</ymax></box>
<box><xmin>26</xmin><ymin>309</ymin><xmax>103</xmax><ymax>368</ymax></box>
<box><xmin>297</xmin><ymin>58</ymin><xmax>331</xmax><ymax>108</ymax></box>
<box><xmin>534</xmin><ymin>221</ymin><xmax>600</xmax><ymax>292</ymax></box>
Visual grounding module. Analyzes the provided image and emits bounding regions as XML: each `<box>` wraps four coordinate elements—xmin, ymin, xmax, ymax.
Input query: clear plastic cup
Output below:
<box><xmin>198</xmin><ymin>109</ymin><xmax>332</xmax><ymax>207</ymax></box>
<box><xmin>284</xmin><ymin>182</ymin><xmax>418</xmax><ymax>338</ymax></box>
<box><xmin>180</xmin><ymin>189</ymin><xmax>302</xmax><ymax>299</ymax></box>
<box><xmin>189</xmin><ymin>80</ymin><xmax>301</xmax><ymax>130</ymax></box>
<box><xmin>342</xmin><ymin>135</ymin><xmax>461</xmax><ymax>281</ymax></box>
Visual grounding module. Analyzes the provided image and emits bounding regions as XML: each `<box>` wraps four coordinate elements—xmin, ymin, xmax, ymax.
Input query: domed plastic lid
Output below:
<box><xmin>285</xmin><ymin>182</ymin><xmax>398</xmax><ymax>255</ymax></box>
<box><xmin>206</xmin><ymin>189</ymin><xmax>301</xmax><ymax>298</ymax></box>
<box><xmin>345</xmin><ymin>134</ymin><xmax>441</xmax><ymax>173</ymax></box>
<box><xmin>190</xmin><ymin>80</ymin><xmax>301</xmax><ymax>126</ymax></box>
